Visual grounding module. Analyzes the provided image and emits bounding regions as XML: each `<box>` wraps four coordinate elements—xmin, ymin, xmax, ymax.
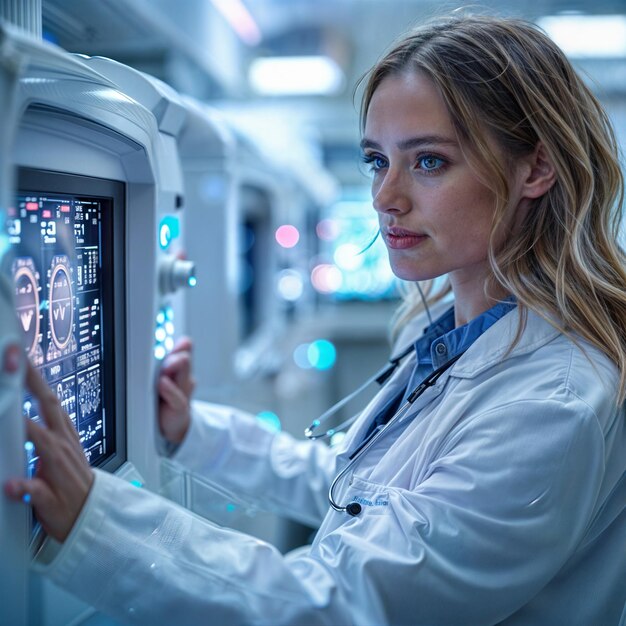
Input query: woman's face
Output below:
<box><xmin>362</xmin><ymin>70</ymin><xmax>508</xmax><ymax>295</ymax></box>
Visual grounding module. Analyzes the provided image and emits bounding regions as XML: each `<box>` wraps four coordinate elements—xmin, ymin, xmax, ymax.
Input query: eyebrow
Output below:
<box><xmin>360</xmin><ymin>135</ymin><xmax>458</xmax><ymax>151</ymax></box>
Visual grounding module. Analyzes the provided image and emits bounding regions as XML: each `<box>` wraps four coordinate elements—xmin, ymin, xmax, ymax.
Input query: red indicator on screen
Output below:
<box><xmin>42</xmin><ymin>210</ymin><xmax>52</xmax><ymax>218</ymax></box>
<box><xmin>25</xmin><ymin>202</ymin><xmax>39</xmax><ymax>211</ymax></box>
<box><xmin>60</xmin><ymin>204</ymin><xmax>70</xmax><ymax>213</ymax></box>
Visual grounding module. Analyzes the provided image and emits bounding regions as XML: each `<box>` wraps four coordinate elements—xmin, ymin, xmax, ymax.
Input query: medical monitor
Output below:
<box><xmin>7</xmin><ymin>169</ymin><xmax>126</xmax><ymax>497</ymax></box>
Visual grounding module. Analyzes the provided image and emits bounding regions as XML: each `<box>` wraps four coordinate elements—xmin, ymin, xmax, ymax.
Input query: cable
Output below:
<box><xmin>417</xmin><ymin>281</ymin><xmax>433</xmax><ymax>325</ymax></box>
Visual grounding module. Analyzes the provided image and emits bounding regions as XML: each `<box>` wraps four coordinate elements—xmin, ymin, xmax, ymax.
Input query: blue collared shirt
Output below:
<box><xmin>364</xmin><ymin>298</ymin><xmax>517</xmax><ymax>439</ymax></box>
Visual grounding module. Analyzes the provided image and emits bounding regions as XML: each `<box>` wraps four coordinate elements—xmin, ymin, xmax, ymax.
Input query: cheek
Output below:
<box><xmin>445</xmin><ymin>213</ymin><xmax>491</xmax><ymax>245</ymax></box>
<box><xmin>439</xmin><ymin>190</ymin><xmax>495</xmax><ymax>255</ymax></box>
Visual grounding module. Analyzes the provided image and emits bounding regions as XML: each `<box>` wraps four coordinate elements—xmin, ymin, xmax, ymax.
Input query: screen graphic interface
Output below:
<box><xmin>8</xmin><ymin>185</ymin><xmax>115</xmax><ymax>472</ymax></box>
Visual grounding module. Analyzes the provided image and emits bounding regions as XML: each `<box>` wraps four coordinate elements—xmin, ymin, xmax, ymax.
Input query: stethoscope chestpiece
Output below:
<box><xmin>346</xmin><ymin>502</ymin><xmax>362</xmax><ymax>516</ymax></box>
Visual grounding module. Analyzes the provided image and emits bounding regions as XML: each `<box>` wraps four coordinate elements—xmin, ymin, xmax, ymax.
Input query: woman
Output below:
<box><xmin>6</xmin><ymin>13</ymin><xmax>626</xmax><ymax>625</ymax></box>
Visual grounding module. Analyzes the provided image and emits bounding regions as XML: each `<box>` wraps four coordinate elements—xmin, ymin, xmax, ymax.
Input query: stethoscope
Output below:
<box><xmin>305</xmin><ymin>347</ymin><xmax>465</xmax><ymax>516</ymax></box>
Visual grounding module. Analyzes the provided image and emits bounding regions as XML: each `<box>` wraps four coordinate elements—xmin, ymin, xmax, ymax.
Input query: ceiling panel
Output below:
<box><xmin>37</xmin><ymin>0</ymin><xmax>626</xmax><ymax>187</ymax></box>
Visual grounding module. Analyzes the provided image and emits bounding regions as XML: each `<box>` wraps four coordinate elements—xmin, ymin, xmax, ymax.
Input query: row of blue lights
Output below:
<box><xmin>157</xmin><ymin>215</ymin><xmax>197</xmax><ymax>359</ymax></box>
<box><xmin>154</xmin><ymin>306</ymin><xmax>175</xmax><ymax>360</ymax></box>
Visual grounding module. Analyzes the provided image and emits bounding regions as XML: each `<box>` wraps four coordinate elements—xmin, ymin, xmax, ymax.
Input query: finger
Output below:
<box><xmin>158</xmin><ymin>375</ymin><xmax>189</xmax><ymax>412</ymax></box>
<box><xmin>25</xmin><ymin>362</ymin><xmax>57</xmax><ymax>412</ymax></box>
<box><xmin>4</xmin><ymin>478</ymin><xmax>31</xmax><ymax>503</ymax></box>
<box><xmin>160</xmin><ymin>350</ymin><xmax>192</xmax><ymax>381</ymax></box>
<box><xmin>5</xmin><ymin>476</ymin><xmax>73</xmax><ymax>542</ymax></box>
<box><xmin>24</xmin><ymin>418</ymin><xmax>52</xmax><ymax>458</ymax></box>
<box><xmin>25</xmin><ymin>363</ymin><xmax>70</xmax><ymax>435</ymax></box>
<box><xmin>4</xmin><ymin>476</ymin><xmax>54</xmax><ymax>510</ymax></box>
<box><xmin>172</xmin><ymin>336</ymin><xmax>193</xmax><ymax>355</ymax></box>
<box><xmin>26</xmin><ymin>418</ymin><xmax>85</xmax><ymax>473</ymax></box>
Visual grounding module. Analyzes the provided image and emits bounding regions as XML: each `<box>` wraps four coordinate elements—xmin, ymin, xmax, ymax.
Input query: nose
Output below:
<box><xmin>372</xmin><ymin>166</ymin><xmax>412</xmax><ymax>215</ymax></box>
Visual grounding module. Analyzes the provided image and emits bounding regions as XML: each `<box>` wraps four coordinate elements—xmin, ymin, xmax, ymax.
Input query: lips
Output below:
<box><xmin>383</xmin><ymin>227</ymin><xmax>427</xmax><ymax>250</ymax></box>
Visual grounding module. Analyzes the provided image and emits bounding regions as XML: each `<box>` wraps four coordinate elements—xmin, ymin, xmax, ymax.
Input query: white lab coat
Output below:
<box><xmin>36</xmin><ymin>307</ymin><xmax>626</xmax><ymax>625</ymax></box>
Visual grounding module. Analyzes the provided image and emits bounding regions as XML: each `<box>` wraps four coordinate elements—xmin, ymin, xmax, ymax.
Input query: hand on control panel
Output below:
<box><xmin>158</xmin><ymin>336</ymin><xmax>195</xmax><ymax>445</ymax></box>
<box><xmin>4</xmin><ymin>361</ymin><xmax>94</xmax><ymax>543</ymax></box>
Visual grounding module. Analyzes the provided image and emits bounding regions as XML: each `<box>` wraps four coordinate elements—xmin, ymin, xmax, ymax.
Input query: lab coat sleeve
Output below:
<box><xmin>34</xmin><ymin>397</ymin><xmax>607</xmax><ymax>626</ymax></box>
<box><xmin>35</xmin><ymin>469</ymin><xmax>348</xmax><ymax>626</ymax></box>
<box><xmin>169</xmin><ymin>400</ymin><xmax>339</xmax><ymax>527</ymax></box>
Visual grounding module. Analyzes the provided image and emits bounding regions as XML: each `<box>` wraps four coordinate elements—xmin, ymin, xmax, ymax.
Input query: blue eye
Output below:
<box><xmin>418</xmin><ymin>155</ymin><xmax>445</xmax><ymax>172</ymax></box>
<box><xmin>361</xmin><ymin>153</ymin><xmax>387</xmax><ymax>172</ymax></box>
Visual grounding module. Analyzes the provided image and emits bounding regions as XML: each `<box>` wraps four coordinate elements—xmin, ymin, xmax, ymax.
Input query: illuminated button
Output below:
<box><xmin>158</xmin><ymin>216</ymin><xmax>180</xmax><ymax>250</ymax></box>
<box><xmin>154</xmin><ymin>345</ymin><xmax>166</xmax><ymax>360</ymax></box>
<box><xmin>156</xmin><ymin>311</ymin><xmax>166</xmax><ymax>325</ymax></box>
<box><xmin>159</xmin><ymin>223</ymin><xmax>171</xmax><ymax>249</ymax></box>
<box><xmin>155</xmin><ymin>327</ymin><xmax>167</xmax><ymax>342</ymax></box>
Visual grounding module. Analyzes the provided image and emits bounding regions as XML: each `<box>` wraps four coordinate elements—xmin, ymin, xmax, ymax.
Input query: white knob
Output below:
<box><xmin>159</xmin><ymin>257</ymin><xmax>196</xmax><ymax>294</ymax></box>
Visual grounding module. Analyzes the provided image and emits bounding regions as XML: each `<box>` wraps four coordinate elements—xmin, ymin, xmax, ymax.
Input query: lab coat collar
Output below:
<box><xmin>450</xmin><ymin>307</ymin><xmax>560</xmax><ymax>379</ymax></box>
<box><xmin>395</xmin><ymin>307</ymin><xmax>560</xmax><ymax>425</ymax></box>
<box><xmin>340</xmin><ymin>306</ymin><xmax>560</xmax><ymax>460</ymax></box>
<box><xmin>394</xmin><ymin>303</ymin><xmax>560</xmax><ymax>381</ymax></box>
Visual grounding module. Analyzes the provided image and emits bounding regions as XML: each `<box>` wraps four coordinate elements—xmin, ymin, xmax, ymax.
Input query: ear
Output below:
<box><xmin>518</xmin><ymin>142</ymin><xmax>557</xmax><ymax>200</ymax></box>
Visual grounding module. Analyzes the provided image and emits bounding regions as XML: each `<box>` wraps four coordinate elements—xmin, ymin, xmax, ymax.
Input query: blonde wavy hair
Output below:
<box><xmin>359</xmin><ymin>13</ymin><xmax>626</xmax><ymax>402</ymax></box>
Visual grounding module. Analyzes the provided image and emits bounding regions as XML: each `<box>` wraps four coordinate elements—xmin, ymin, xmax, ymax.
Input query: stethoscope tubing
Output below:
<box><xmin>326</xmin><ymin>351</ymin><xmax>465</xmax><ymax>516</ymax></box>
<box><xmin>328</xmin><ymin>398</ymin><xmax>413</xmax><ymax>515</ymax></box>
<box><xmin>304</xmin><ymin>343</ymin><xmax>415</xmax><ymax>441</ymax></box>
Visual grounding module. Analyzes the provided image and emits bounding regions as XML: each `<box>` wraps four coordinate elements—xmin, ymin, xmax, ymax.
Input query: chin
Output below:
<box><xmin>389</xmin><ymin>261</ymin><xmax>434</xmax><ymax>283</ymax></box>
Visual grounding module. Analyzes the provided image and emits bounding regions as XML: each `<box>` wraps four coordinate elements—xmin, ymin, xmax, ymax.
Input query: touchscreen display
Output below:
<box><xmin>8</xmin><ymin>181</ymin><xmax>117</xmax><ymax>472</ymax></box>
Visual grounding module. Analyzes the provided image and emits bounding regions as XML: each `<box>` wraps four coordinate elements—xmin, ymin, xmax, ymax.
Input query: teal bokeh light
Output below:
<box><xmin>308</xmin><ymin>339</ymin><xmax>336</xmax><ymax>370</ymax></box>
<box><xmin>256</xmin><ymin>410</ymin><xmax>282</xmax><ymax>433</ymax></box>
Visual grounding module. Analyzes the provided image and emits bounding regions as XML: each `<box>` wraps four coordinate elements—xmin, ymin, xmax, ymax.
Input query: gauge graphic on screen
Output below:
<box><xmin>12</xmin><ymin>257</ymin><xmax>41</xmax><ymax>357</ymax></box>
<box><xmin>48</xmin><ymin>255</ymin><xmax>74</xmax><ymax>350</ymax></box>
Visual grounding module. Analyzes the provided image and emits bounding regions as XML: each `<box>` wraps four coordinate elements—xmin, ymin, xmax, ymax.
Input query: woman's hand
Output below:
<box><xmin>4</xmin><ymin>361</ymin><xmax>94</xmax><ymax>543</ymax></box>
<box><xmin>158</xmin><ymin>336</ymin><xmax>195</xmax><ymax>445</ymax></box>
